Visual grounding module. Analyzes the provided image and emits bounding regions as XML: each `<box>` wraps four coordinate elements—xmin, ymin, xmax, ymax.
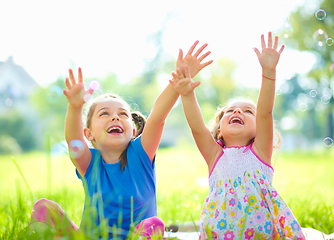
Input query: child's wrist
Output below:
<box><xmin>262</xmin><ymin>69</ymin><xmax>276</xmax><ymax>81</ymax></box>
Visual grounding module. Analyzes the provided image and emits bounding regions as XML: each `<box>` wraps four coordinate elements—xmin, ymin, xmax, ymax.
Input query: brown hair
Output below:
<box><xmin>208</xmin><ymin>97</ymin><xmax>282</xmax><ymax>149</ymax></box>
<box><xmin>85</xmin><ymin>93</ymin><xmax>147</xmax><ymax>171</ymax></box>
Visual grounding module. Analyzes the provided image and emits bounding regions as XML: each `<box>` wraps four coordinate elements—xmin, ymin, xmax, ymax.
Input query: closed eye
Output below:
<box><xmin>226</xmin><ymin>109</ymin><xmax>233</xmax><ymax>113</ymax></box>
<box><xmin>120</xmin><ymin>112</ymin><xmax>129</xmax><ymax>117</ymax></box>
<box><xmin>245</xmin><ymin>110</ymin><xmax>253</xmax><ymax>114</ymax></box>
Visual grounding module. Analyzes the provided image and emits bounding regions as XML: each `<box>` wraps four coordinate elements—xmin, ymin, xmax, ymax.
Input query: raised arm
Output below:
<box><xmin>63</xmin><ymin>68</ymin><xmax>94</xmax><ymax>176</ymax></box>
<box><xmin>253</xmin><ymin>32</ymin><xmax>284</xmax><ymax>164</ymax></box>
<box><xmin>141</xmin><ymin>42</ymin><xmax>213</xmax><ymax>162</ymax></box>
<box><xmin>169</xmin><ymin>66</ymin><xmax>221</xmax><ymax>169</ymax></box>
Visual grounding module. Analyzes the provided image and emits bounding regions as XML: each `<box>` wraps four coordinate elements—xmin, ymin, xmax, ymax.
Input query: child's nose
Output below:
<box><xmin>233</xmin><ymin>108</ymin><xmax>241</xmax><ymax>114</ymax></box>
<box><xmin>111</xmin><ymin>115</ymin><xmax>120</xmax><ymax>121</ymax></box>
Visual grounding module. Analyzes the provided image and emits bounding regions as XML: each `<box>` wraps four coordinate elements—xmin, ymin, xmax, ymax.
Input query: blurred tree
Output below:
<box><xmin>0</xmin><ymin>109</ymin><xmax>36</xmax><ymax>153</ymax></box>
<box><xmin>282</xmin><ymin>0</ymin><xmax>334</xmax><ymax>140</ymax></box>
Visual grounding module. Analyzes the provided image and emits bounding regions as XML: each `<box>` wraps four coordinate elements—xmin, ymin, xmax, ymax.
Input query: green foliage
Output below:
<box><xmin>0</xmin><ymin>109</ymin><xmax>37</xmax><ymax>153</ymax></box>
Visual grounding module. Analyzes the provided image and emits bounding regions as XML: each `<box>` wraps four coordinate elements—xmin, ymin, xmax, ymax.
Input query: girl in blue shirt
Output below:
<box><xmin>28</xmin><ymin>41</ymin><xmax>212</xmax><ymax>239</ymax></box>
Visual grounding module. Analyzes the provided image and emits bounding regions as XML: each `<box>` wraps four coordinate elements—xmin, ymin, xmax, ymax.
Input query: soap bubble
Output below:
<box><xmin>315</xmin><ymin>9</ymin><xmax>326</xmax><ymax>20</ymax></box>
<box><xmin>48</xmin><ymin>85</ymin><xmax>63</xmax><ymax>103</ymax></box>
<box><xmin>313</xmin><ymin>29</ymin><xmax>328</xmax><ymax>47</ymax></box>
<box><xmin>309</xmin><ymin>90</ymin><xmax>317</xmax><ymax>97</ymax></box>
<box><xmin>276</xmin><ymin>89</ymin><xmax>282</xmax><ymax>95</ymax></box>
<box><xmin>83</xmin><ymin>93</ymin><xmax>92</xmax><ymax>103</ymax></box>
<box><xmin>69</xmin><ymin>139</ymin><xmax>85</xmax><ymax>158</ymax></box>
<box><xmin>326</xmin><ymin>38</ymin><xmax>333</xmax><ymax>46</ymax></box>
<box><xmin>5</xmin><ymin>98</ymin><xmax>13</xmax><ymax>107</ymax></box>
<box><xmin>89</xmin><ymin>80</ymin><xmax>100</xmax><ymax>91</ymax></box>
<box><xmin>299</xmin><ymin>103</ymin><xmax>307</xmax><ymax>111</ymax></box>
<box><xmin>323</xmin><ymin>137</ymin><xmax>333</xmax><ymax>147</ymax></box>
<box><xmin>321</xmin><ymin>95</ymin><xmax>330</xmax><ymax>104</ymax></box>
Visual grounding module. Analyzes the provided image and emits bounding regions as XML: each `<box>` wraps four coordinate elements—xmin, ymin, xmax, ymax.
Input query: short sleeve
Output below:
<box><xmin>75</xmin><ymin>148</ymin><xmax>99</xmax><ymax>179</ymax></box>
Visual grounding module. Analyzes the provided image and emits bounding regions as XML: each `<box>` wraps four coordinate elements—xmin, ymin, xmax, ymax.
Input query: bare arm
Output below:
<box><xmin>141</xmin><ymin>42</ymin><xmax>213</xmax><ymax>162</ymax></box>
<box><xmin>170</xmin><ymin>66</ymin><xmax>221</xmax><ymax>169</ymax></box>
<box><xmin>63</xmin><ymin>68</ymin><xmax>94</xmax><ymax>176</ymax></box>
<box><xmin>253</xmin><ymin>32</ymin><xmax>284</xmax><ymax>164</ymax></box>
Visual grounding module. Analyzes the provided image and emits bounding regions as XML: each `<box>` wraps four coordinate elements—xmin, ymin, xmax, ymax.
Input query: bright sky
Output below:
<box><xmin>0</xmin><ymin>0</ymin><xmax>318</xmax><ymax>88</ymax></box>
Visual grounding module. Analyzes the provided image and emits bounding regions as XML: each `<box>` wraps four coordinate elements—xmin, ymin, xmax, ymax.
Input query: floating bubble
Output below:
<box><xmin>69</xmin><ymin>139</ymin><xmax>85</xmax><ymax>159</ymax></box>
<box><xmin>323</xmin><ymin>137</ymin><xmax>333</xmax><ymax>147</ymax></box>
<box><xmin>89</xmin><ymin>80</ymin><xmax>100</xmax><ymax>91</ymax></box>
<box><xmin>276</xmin><ymin>89</ymin><xmax>282</xmax><ymax>95</ymax></box>
<box><xmin>315</xmin><ymin>9</ymin><xmax>326</xmax><ymax>20</ymax></box>
<box><xmin>5</xmin><ymin>98</ymin><xmax>13</xmax><ymax>107</ymax></box>
<box><xmin>48</xmin><ymin>85</ymin><xmax>63</xmax><ymax>103</ymax></box>
<box><xmin>83</xmin><ymin>93</ymin><xmax>92</xmax><ymax>103</ymax></box>
<box><xmin>309</xmin><ymin>90</ymin><xmax>317</xmax><ymax>97</ymax></box>
<box><xmin>299</xmin><ymin>103</ymin><xmax>307</xmax><ymax>111</ymax></box>
<box><xmin>326</xmin><ymin>38</ymin><xmax>333</xmax><ymax>46</ymax></box>
<box><xmin>313</xmin><ymin>29</ymin><xmax>328</xmax><ymax>47</ymax></box>
<box><xmin>330</xmin><ymin>63</ymin><xmax>334</xmax><ymax>72</ymax></box>
<box><xmin>321</xmin><ymin>95</ymin><xmax>330</xmax><ymax>104</ymax></box>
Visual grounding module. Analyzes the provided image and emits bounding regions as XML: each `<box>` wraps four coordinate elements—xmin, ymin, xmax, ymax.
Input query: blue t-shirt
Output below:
<box><xmin>76</xmin><ymin>136</ymin><xmax>157</xmax><ymax>239</ymax></box>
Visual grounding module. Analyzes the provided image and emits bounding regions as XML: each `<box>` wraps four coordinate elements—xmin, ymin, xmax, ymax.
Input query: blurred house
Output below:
<box><xmin>0</xmin><ymin>56</ymin><xmax>39</xmax><ymax>112</ymax></box>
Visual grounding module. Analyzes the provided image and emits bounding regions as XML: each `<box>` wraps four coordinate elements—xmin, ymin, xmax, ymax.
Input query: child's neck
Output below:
<box><xmin>99</xmin><ymin>147</ymin><xmax>125</xmax><ymax>164</ymax></box>
<box><xmin>223</xmin><ymin>137</ymin><xmax>251</xmax><ymax>148</ymax></box>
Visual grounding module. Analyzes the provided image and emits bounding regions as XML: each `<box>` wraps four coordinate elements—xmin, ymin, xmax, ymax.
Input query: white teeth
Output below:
<box><xmin>107</xmin><ymin>126</ymin><xmax>123</xmax><ymax>133</ymax></box>
<box><xmin>229</xmin><ymin>117</ymin><xmax>244</xmax><ymax>125</ymax></box>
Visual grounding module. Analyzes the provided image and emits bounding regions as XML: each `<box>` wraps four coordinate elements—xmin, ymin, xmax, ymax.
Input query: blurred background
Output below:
<box><xmin>0</xmin><ymin>0</ymin><xmax>333</xmax><ymax>154</ymax></box>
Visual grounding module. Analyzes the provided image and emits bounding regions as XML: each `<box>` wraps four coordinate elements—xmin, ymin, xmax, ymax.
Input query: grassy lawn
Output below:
<box><xmin>0</xmin><ymin>144</ymin><xmax>333</xmax><ymax>238</ymax></box>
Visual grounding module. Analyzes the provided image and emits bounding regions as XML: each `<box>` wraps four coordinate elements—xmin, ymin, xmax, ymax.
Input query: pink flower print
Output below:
<box><xmin>229</xmin><ymin>188</ymin><xmax>234</xmax><ymax>194</ymax></box>
<box><xmin>253</xmin><ymin>173</ymin><xmax>257</xmax><ymax>179</ymax></box>
<box><xmin>284</xmin><ymin>208</ymin><xmax>293</xmax><ymax>220</ymax></box>
<box><xmin>214</xmin><ymin>209</ymin><xmax>219</xmax><ymax>219</ymax></box>
<box><xmin>224</xmin><ymin>230</ymin><xmax>235</xmax><ymax>240</ymax></box>
<box><xmin>205</xmin><ymin>197</ymin><xmax>209</xmax><ymax>203</ymax></box>
<box><xmin>261</xmin><ymin>188</ymin><xmax>267</xmax><ymax>196</ymax></box>
<box><xmin>260</xmin><ymin>200</ymin><xmax>268</xmax><ymax>208</ymax></box>
<box><xmin>243</xmin><ymin>195</ymin><xmax>248</xmax><ymax>203</ymax></box>
<box><xmin>255</xmin><ymin>212</ymin><xmax>265</xmax><ymax>224</ymax></box>
<box><xmin>279</xmin><ymin>216</ymin><xmax>285</xmax><ymax>228</ymax></box>
<box><xmin>259</xmin><ymin>178</ymin><xmax>264</xmax><ymax>184</ymax></box>
<box><xmin>244</xmin><ymin>228</ymin><xmax>254</xmax><ymax>240</ymax></box>
<box><xmin>247</xmin><ymin>219</ymin><xmax>255</xmax><ymax>227</ymax></box>
<box><xmin>229</xmin><ymin>198</ymin><xmax>236</xmax><ymax>206</ymax></box>
<box><xmin>272</xmin><ymin>191</ymin><xmax>278</xmax><ymax>198</ymax></box>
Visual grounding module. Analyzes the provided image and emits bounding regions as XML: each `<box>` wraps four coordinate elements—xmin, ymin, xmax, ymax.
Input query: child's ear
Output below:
<box><xmin>132</xmin><ymin>128</ymin><xmax>136</xmax><ymax>138</ymax></box>
<box><xmin>217</xmin><ymin>129</ymin><xmax>222</xmax><ymax>139</ymax></box>
<box><xmin>84</xmin><ymin>128</ymin><xmax>94</xmax><ymax>141</ymax></box>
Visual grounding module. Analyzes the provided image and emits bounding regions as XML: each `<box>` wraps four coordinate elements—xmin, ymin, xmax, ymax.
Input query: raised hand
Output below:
<box><xmin>169</xmin><ymin>65</ymin><xmax>201</xmax><ymax>96</ymax></box>
<box><xmin>63</xmin><ymin>68</ymin><xmax>94</xmax><ymax>108</ymax></box>
<box><xmin>253</xmin><ymin>32</ymin><xmax>284</xmax><ymax>71</ymax></box>
<box><xmin>177</xmin><ymin>41</ymin><xmax>213</xmax><ymax>78</ymax></box>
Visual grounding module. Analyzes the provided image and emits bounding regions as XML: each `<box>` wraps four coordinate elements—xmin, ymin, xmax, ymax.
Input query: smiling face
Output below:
<box><xmin>217</xmin><ymin>101</ymin><xmax>257</xmax><ymax>145</ymax></box>
<box><xmin>84</xmin><ymin>98</ymin><xmax>135</xmax><ymax>151</ymax></box>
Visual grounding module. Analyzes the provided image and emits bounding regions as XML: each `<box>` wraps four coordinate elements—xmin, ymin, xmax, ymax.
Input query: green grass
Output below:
<box><xmin>0</xmin><ymin>145</ymin><xmax>333</xmax><ymax>239</ymax></box>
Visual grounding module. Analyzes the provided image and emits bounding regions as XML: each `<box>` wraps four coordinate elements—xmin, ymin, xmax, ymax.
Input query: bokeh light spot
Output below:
<box><xmin>48</xmin><ymin>85</ymin><xmax>63</xmax><ymax>103</ymax></box>
<box><xmin>69</xmin><ymin>139</ymin><xmax>85</xmax><ymax>159</ymax></box>
<box><xmin>5</xmin><ymin>98</ymin><xmax>13</xmax><ymax>107</ymax></box>
<box><xmin>299</xmin><ymin>103</ymin><xmax>307</xmax><ymax>111</ymax></box>
<box><xmin>83</xmin><ymin>93</ymin><xmax>92</xmax><ymax>103</ymax></box>
<box><xmin>90</xmin><ymin>80</ymin><xmax>100</xmax><ymax>91</ymax></box>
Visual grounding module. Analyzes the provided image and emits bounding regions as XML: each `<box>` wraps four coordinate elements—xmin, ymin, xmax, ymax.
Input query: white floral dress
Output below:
<box><xmin>199</xmin><ymin>142</ymin><xmax>305</xmax><ymax>240</ymax></box>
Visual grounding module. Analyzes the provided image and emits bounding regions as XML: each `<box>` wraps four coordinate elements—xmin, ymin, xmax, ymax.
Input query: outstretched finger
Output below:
<box><xmin>253</xmin><ymin>47</ymin><xmax>261</xmax><ymax>59</ymax></box>
<box><xmin>175</xmin><ymin>69</ymin><xmax>184</xmax><ymax>80</ymax></box>
<box><xmin>261</xmin><ymin>34</ymin><xmax>266</xmax><ymax>50</ymax></box>
<box><xmin>187</xmin><ymin>40</ymin><xmax>199</xmax><ymax>56</ymax></box>
<box><xmin>68</xmin><ymin>69</ymin><xmax>76</xmax><ymax>85</ymax></box>
<box><xmin>198</xmin><ymin>51</ymin><xmax>211</xmax><ymax>62</ymax></box>
<box><xmin>273</xmin><ymin>36</ymin><xmax>278</xmax><ymax>50</ymax></box>
<box><xmin>78</xmin><ymin>67</ymin><xmax>83</xmax><ymax>83</ymax></box>
<box><xmin>65</xmin><ymin>77</ymin><xmax>71</xmax><ymax>90</ymax></box>
<box><xmin>200</xmin><ymin>60</ymin><xmax>214</xmax><ymax>69</ymax></box>
<box><xmin>184</xmin><ymin>65</ymin><xmax>191</xmax><ymax>79</ymax></box>
<box><xmin>268</xmin><ymin>32</ymin><xmax>272</xmax><ymax>48</ymax></box>
<box><xmin>194</xmin><ymin>43</ymin><xmax>208</xmax><ymax>57</ymax></box>
<box><xmin>178</xmin><ymin>49</ymin><xmax>183</xmax><ymax>62</ymax></box>
<box><xmin>278</xmin><ymin>45</ymin><xmax>285</xmax><ymax>54</ymax></box>
<box><xmin>191</xmin><ymin>81</ymin><xmax>201</xmax><ymax>90</ymax></box>
<box><xmin>169</xmin><ymin>79</ymin><xmax>176</xmax><ymax>86</ymax></box>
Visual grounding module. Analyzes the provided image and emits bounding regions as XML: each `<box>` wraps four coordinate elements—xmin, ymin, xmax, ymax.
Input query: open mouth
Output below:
<box><xmin>229</xmin><ymin>117</ymin><xmax>244</xmax><ymax>125</ymax></box>
<box><xmin>107</xmin><ymin>126</ymin><xmax>124</xmax><ymax>134</ymax></box>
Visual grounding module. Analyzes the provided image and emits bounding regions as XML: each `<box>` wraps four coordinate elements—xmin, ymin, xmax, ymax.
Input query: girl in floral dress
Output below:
<box><xmin>170</xmin><ymin>32</ymin><xmax>306</xmax><ymax>239</ymax></box>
